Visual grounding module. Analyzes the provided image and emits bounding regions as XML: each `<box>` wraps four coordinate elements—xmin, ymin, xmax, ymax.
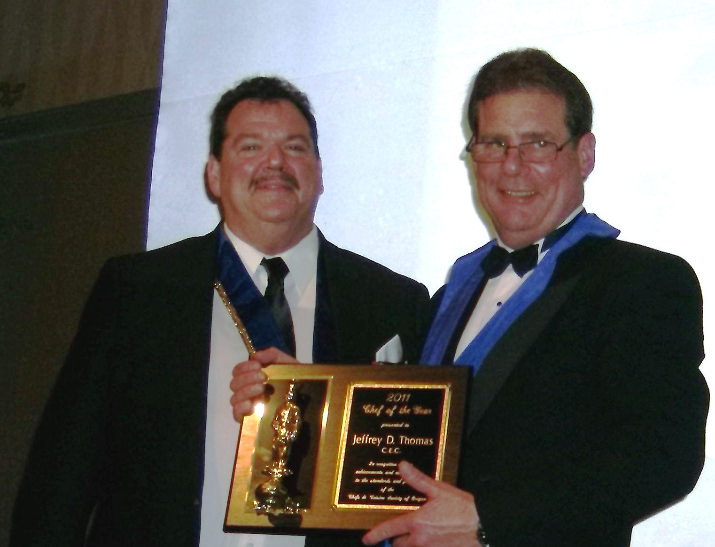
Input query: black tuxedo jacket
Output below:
<box><xmin>11</xmin><ymin>231</ymin><xmax>429</xmax><ymax>546</ymax></box>
<box><xmin>435</xmin><ymin>237</ymin><xmax>708</xmax><ymax>546</ymax></box>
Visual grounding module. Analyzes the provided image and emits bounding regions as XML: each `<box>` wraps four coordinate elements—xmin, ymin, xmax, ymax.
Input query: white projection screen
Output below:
<box><xmin>151</xmin><ymin>1</ymin><xmax>714</xmax><ymax>542</ymax></box>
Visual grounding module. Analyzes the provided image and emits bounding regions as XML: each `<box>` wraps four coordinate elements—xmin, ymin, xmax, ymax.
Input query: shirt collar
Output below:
<box><xmin>222</xmin><ymin>223</ymin><xmax>319</xmax><ymax>294</ymax></box>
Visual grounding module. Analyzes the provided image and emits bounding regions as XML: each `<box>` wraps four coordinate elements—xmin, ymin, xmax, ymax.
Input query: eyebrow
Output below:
<box><xmin>520</xmin><ymin>131</ymin><xmax>555</xmax><ymax>141</ymax></box>
<box><xmin>478</xmin><ymin>131</ymin><xmax>556</xmax><ymax>143</ymax></box>
<box><xmin>231</xmin><ymin>133</ymin><xmax>311</xmax><ymax>143</ymax></box>
<box><xmin>284</xmin><ymin>134</ymin><xmax>312</xmax><ymax>144</ymax></box>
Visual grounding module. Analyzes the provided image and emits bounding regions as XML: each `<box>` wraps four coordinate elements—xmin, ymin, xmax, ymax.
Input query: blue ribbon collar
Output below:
<box><xmin>214</xmin><ymin>226</ymin><xmax>291</xmax><ymax>353</ymax></box>
<box><xmin>421</xmin><ymin>213</ymin><xmax>619</xmax><ymax>370</ymax></box>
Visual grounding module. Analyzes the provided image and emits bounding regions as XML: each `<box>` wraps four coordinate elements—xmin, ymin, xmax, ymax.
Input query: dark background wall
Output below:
<box><xmin>1</xmin><ymin>2</ymin><xmax>166</xmax><ymax>544</ymax></box>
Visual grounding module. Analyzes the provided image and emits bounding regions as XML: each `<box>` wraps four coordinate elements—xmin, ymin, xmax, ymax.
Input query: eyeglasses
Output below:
<box><xmin>465</xmin><ymin>135</ymin><xmax>577</xmax><ymax>163</ymax></box>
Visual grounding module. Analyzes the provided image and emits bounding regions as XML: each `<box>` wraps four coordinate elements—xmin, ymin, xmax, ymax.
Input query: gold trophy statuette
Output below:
<box><xmin>254</xmin><ymin>381</ymin><xmax>305</xmax><ymax>515</ymax></box>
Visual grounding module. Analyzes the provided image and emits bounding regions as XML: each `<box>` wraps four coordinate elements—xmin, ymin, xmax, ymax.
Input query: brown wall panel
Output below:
<box><xmin>1</xmin><ymin>0</ymin><xmax>165</xmax><ymax>117</ymax></box>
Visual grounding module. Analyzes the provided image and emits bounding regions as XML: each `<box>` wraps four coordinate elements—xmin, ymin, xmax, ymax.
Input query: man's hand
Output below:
<box><xmin>362</xmin><ymin>461</ymin><xmax>480</xmax><ymax>547</ymax></box>
<box><xmin>230</xmin><ymin>347</ymin><xmax>298</xmax><ymax>421</ymax></box>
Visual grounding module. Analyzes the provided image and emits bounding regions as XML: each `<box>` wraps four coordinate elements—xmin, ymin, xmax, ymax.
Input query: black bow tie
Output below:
<box><xmin>482</xmin><ymin>244</ymin><xmax>539</xmax><ymax>278</ymax></box>
<box><xmin>481</xmin><ymin>212</ymin><xmax>585</xmax><ymax>279</ymax></box>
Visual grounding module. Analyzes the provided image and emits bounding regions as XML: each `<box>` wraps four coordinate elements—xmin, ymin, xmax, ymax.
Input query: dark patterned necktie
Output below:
<box><xmin>261</xmin><ymin>257</ymin><xmax>296</xmax><ymax>356</ymax></box>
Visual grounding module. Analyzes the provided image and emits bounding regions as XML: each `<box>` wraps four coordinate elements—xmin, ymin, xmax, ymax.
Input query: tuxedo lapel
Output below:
<box><xmin>313</xmin><ymin>234</ymin><xmax>337</xmax><ymax>363</ymax></box>
<box><xmin>465</xmin><ymin>270</ymin><xmax>581</xmax><ymax>433</ymax></box>
<box><xmin>464</xmin><ymin>235</ymin><xmax>616</xmax><ymax>434</ymax></box>
<box><xmin>313</xmin><ymin>233</ymin><xmax>389</xmax><ymax>364</ymax></box>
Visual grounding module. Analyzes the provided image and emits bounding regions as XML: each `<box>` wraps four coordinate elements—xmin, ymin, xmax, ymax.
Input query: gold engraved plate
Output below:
<box><xmin>334</xmin><ymin>383</ymin><xmax>451</xmax><ymax>511</ymax></box>
<box><xmin>224</xmin><ymin>364</ymin><xmax>469</xmax><ymax>533</ymax></box>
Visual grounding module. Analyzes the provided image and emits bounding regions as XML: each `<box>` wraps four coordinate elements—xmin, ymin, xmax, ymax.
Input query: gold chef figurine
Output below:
<box><xmin>254</xmin><ymin>381</ymin><xmax>304</xmax><ymax>515</ymax></box>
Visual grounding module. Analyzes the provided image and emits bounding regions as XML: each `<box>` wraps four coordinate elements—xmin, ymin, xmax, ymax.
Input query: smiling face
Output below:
<box><xmin>206</xmin><ymin>99</ymin><xmax>323</xmax><ymax>254</ymax></box>
<box><xmin>473</xmin><ymin>90</ymin><xmax>595</xmax><ymax>249</ymax></box>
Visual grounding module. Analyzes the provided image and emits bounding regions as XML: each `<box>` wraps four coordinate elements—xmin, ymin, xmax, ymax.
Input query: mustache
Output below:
<box><xmin>250</xmin><ymin>170</ymin><xmax>298</xmax><ymax>190</ymax></box>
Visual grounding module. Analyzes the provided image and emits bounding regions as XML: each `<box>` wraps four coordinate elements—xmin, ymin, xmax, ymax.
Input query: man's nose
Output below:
<box><xmin>501</xmin><ymin>146</ymin><xmax>524</xmax><ymax>174</ymax></box>
<box><xmin>266</xmin><ymin>143</ymin><xmax>285</xmax><ymax>167</ymax></box>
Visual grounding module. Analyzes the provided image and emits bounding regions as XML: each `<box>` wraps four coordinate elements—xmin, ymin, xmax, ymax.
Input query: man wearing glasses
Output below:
<box><xmin>363</xmin><ymin>48</ymin><xmax>708</xmax><ymax>547</ymax></box>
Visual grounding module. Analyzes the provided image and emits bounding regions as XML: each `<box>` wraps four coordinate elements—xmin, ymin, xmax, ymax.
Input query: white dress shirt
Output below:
<box><xmin>199</xmin><ymin>225</ymin><xmax>319</xmax><ymax>547</ymax></box>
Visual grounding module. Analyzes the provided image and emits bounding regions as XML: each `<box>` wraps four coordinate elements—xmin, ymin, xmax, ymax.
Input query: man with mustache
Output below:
<box><xmin>11</xmin><ymin>77</ymin><xmax>430</xmax><ymax>547</ymax></box>
<box><xmin>363</xmin><ymin>48</ymin><xmax>708</xmax><ymax>547</ymax></box>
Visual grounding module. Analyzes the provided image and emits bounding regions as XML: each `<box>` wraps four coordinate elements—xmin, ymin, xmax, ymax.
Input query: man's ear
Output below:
<box><xmin>577</xmin><ymin>132</ymin><xmax>596</xmax><ymax>180</ymax></box>
<box><xmin>206</xmin><ymin>155</ymin><xmax>221</xmax><ymax>199</ymax></box>
<box><xmin>317</xmin><ymin>159</ymin><xmax>324</xmax><ymax>195</ymax></box>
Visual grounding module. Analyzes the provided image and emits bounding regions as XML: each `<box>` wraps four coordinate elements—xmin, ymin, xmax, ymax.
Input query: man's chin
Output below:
<box><xmin>255</xmin><ymin>205</ymin><xmax>309</xmax><ymax>228</ymax></box>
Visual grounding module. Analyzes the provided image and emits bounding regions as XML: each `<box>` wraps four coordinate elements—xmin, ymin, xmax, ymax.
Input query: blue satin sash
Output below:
<box><xmin>214</xmin><ymin>226</ymin><xmax>291</xmax><ymax>354</ymax></box>
<box><xmin>420</xmin><ymin>213</ymin><xmax>619</xmax><ymax>372</ymax></box>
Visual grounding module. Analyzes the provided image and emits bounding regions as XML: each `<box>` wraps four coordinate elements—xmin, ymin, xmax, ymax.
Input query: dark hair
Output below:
<box><xmin>209</xmin><ymin>76</ymin><xmax>319</xmax><ymax>158</ymax></box>
<box><xmin>467</xmin><ymin>48</ymin><xmax>592</xmax><ymax>139</ymax></box>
